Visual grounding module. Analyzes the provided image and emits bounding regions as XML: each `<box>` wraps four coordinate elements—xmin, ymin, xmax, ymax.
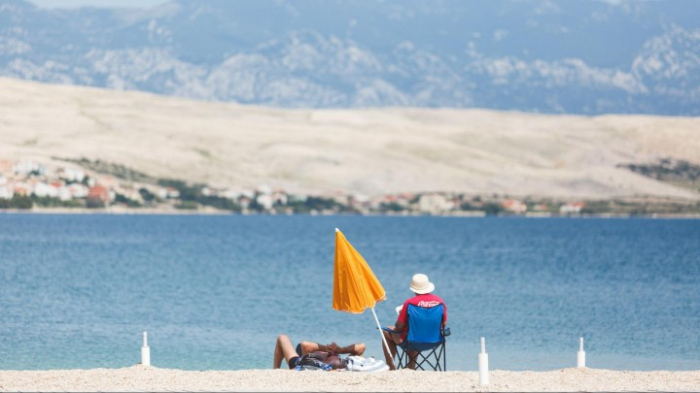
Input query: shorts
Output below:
<box><xmin>288</xmin><ymin>356</ymin><xmax>300</xmax><ymax>369</ymax></box>
<box><xmin>288</xmin><ymin>343</ymin><xmax>303</xmax><ymax>369</ymax></box>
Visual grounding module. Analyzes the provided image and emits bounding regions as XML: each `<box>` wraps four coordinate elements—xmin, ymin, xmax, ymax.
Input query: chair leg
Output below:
<box><xmin>443</xmin><ymin>343</ymin><xmax>446</xmax><ymax>371</ymax></box>
<box><xmin>397</xmin><ymin>343</ymin><xmax>447</xmax><ymax>371</ymax></box>
<box><xmin>414</xmin><ymin>347</ymin><xmax>438</xmax><ymax>371</ymax></box>
<box><xmin>396</xmin><ymin>348</ymin><xmax>406</xmax><ymax>370</ymax></box>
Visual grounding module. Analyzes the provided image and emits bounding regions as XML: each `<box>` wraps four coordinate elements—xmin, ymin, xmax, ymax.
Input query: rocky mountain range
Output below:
<box><xmin>1</xmin><ymin>0</ymin><xmax>699</xmax><ymax>115</ymax></box>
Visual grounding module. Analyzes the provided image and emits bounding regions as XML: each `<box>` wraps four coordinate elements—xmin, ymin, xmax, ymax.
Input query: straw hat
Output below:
<box><xmin>410</xmin><ymin>273</ymin><xmax>435</xmax><ymax>294</ymax></box>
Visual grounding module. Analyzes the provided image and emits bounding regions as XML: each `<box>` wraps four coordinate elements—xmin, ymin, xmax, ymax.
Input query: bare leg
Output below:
<box><xmin>348</xmin><ymin>343</ymin><xmax>366</xmax><ymax>356</ymax></box>
<box><xmin>407</xmin><ymin>350</ymin><xmax>418</xmax><ymax>370</ymax></box>
<box><xmin>273</xmin><ymin>334</ymin><xmax>299</xmax><ymax>369</ymax></box>
<box><xmin>299</xmin><ymin>341</ymin><xmax>366</xmax><ymax>356</ymax></box>
<box><xmin>299</xmin><ymin>341</ymin><xmax>319</xmax><ymax>355</ymax></box>
<box><xmin>381</xmin><ymin>326</ymin><xmax>402</xmax><ymax>370</ymax></box>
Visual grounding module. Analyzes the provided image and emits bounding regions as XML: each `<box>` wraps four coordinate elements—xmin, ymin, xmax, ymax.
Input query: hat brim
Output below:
<box><xmin>410</xmin><ymin>282</ymin><xmax>435</xmax><ymax>294</ymax></box>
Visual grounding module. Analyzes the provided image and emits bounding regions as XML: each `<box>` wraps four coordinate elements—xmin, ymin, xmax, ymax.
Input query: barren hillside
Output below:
<box><xmin>0</xmin><ymin>77</ymin><xmax>698</xmax><ymax>200</ymax></box>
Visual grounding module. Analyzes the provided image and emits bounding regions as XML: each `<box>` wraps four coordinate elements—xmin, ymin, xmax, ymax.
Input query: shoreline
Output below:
<box><xmin>1</xmin><ymin>366</ymin><xmax>699</xmax><ymax>392</ymax></box>
<box><xmin>1</xmin><ymin>208</ymin><xmax>700</xmax><ymax>219</ymax></box>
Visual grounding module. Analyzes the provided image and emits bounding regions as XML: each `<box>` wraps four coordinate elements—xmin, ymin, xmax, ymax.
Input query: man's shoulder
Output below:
<box><xmin>408</xmin><ymin>293</ymin><xmax>444</xmax><ymax>302</ymax></box>
<box><xmin>407</xmin><ymin>293</ymin><xmax>445</xmax><ymax>308</ymax></box>
<box><xmin>430</xmin><ymin>294</ymin><xmax>446</xmax><ymax>304</ymax></box>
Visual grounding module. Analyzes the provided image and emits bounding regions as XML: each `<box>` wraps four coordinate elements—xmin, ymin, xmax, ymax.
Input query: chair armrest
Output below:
<box><xmin>381</xmin><ymin>327</ymin><xmax>401</xmax><ymax>334</ymax></box>
<box><xmin>442</xmin><ymin>327</ymin><xmax>451</xmax><ymax>337</ymax></box>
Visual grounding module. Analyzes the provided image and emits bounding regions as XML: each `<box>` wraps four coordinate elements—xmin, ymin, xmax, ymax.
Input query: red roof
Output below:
<box><xmin>87</xmin><ymin>185</ymin><xmax>110</xmax><ymax>202</ymax></box>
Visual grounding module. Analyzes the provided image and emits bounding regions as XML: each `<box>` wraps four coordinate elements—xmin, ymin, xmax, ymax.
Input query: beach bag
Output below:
<box><xmin>343</xmin><ymin>356</ymin><xmax>389</xmax><ymax>372</ymax></box>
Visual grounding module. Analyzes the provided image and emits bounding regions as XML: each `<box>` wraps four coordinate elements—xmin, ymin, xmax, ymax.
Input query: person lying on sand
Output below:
<box><xmin>273</xmin><ymin>334</ymin><xmax>366</xmax><ymax>370</ymax></box>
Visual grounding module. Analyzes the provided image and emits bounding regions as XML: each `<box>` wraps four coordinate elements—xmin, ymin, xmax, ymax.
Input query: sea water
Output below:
<box><xmin>0</xmin><ymin>214</ymin><xmax>698</xmax><ymax>371</ymax></box>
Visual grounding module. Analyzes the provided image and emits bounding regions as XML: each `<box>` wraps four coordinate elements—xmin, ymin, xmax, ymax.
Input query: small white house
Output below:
<box><xmin>272</xmin><ymin>191</ymin><xmax>288</xmax><ymax>206</ymax></box>
<box><xmin>257</xmin><ymin>184</ymin><xmax>272</xmax><ymax>195</ymax></box>
<box><xmin>560</xmin><ymin>202</ymin><xmax>586</xmax><ymax>214</ymax></box>
<box><xmin>256</xmin><ymin>194</ymin><xmax>274</xmax><ymax>210</ymax></box>
<box><xmin>157</xmin><ymin>187</ymin><xmax>181</xmax><ymax>199</ymax></box>
<box><xmin>419</xmin><ymin>194</ymin><xmax>453</xmax><ymax>214</ymax></box>
<box><xmin>57</xmin><ymin>187</ymin><xmax>72</xmax><ymax>202</ymax></box>
<box><xmin>13</xmin><ymin>160</ymin><xmax>45</xmax><ymax>176</ymax></box>
<box><xmin>68</xmin><ymin>183</ymin><xmax>89</xmax><ymax>198</ymax></box>
<box><xmin>221</xmin><ymin>189</ymin><xmax>240</xmax><ymax>200</ymax></box>
<box><xmin>59</xmin><ymin>167</ymin><xmax>85</xmax><ymax>182</ymax></box>
<box><xmin>33</xmin><ymin>182</ymin><xmax>59</xmax><ymax>198</ymax></box>
<box><xmin>502</xmin><ymin>199</ymin><xmax>527</xmax><ymax>214</ymax></box>
<box><xmin>0</xmin><ymin>185</ymin><xmax>13</xmax><ymax>200</ymax></box>
<box><xmin>240</xmin><ymin>189</ymin><xmax>255</xmax><ymax>199</ymax></box>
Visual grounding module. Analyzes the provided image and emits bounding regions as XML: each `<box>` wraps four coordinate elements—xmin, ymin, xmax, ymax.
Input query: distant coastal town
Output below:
<box><xmin>1</xmin><ymin>158</ymin><xmax>698</xmax><ymax>217</ymax></box>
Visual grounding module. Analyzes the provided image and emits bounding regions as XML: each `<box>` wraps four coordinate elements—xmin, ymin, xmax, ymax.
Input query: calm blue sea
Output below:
<box><xmin>0</xmin><ymin>214</ymin><xmax>698</xmax><ymax>371</ymax></box>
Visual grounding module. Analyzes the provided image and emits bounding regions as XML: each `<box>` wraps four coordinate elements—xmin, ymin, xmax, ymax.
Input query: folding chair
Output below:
<box><xmin>383</xmin><ymin>304</ymin><xmax>450</xmax><ymax>371</ymax></box>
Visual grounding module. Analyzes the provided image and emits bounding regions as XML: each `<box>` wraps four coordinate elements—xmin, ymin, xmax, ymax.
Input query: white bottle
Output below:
<box><xmin>478</xmin><ymin>337</ymin><xmax>489</xmax><ymax>386</ymax></box>
<box><xmin>141</xmin><ymin>331</ymin><xmax>151</xmax><ymax>366</ymax></box>
<box><xmin>577</xmin><ymin>337</ymin><xmax>586</xmax><ymax>368</ymax></box>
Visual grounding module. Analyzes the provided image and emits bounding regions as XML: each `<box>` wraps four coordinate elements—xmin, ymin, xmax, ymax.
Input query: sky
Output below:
<box><xmin>30</xmin><ymin>0</ymin><xmax>167</xmax><ymax>8</ymax></box>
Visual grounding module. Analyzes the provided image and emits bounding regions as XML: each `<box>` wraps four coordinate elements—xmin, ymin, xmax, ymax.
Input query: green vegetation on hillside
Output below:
<box><xmin>618</xmin><ymin>158</ymin><xmax>700</xmax><ymax>192</ymax></box>
<box><xmin>0</xmin><ymin>195</ymin><xmax>33</xmax><ymax>209</ymax></box>
<box><xmin>56</xmin><ymin>157</ymin><xmax>158</xmax><ymax>184</ymax></box>
<box><xmin>158</xmin><ymin>179</ymin><xmax>241</xmax><ymax>212</ymax></box>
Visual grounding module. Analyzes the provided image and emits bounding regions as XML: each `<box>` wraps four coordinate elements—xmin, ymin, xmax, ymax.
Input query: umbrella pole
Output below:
<box><xmin>371</xmin><ymin>307</ymin><xmax>394</xmax><ymax>366</ymax></box>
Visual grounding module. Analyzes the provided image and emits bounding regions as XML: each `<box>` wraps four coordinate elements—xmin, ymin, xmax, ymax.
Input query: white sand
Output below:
<box><xmin>1</xmin><ymin>366</ymin><xmax>699</xmax><ymax>392</ymax></box>
<box><xmin>1</xmin><ymin>77</ymin><xmax>699</xmax><ymax>200</ymax></box>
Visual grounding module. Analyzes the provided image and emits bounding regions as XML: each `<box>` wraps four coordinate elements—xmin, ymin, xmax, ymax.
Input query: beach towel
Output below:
<box><xmin>343</xmin><ymin>356</ymin><xmax>389</xmax><ymax>372</ymax></box>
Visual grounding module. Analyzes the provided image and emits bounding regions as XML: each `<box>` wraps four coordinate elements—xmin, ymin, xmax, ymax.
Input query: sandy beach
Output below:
<box><xmin>1</xmin><ymin>366</ymin><xmax>699</xmax><ymax>392</ymax></box>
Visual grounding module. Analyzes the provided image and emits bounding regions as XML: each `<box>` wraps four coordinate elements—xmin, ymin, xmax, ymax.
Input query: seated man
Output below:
<box><xmin>273</xmin><ymin>334</ymin><xmax>366</xmax><ymax>370</ymax></box>
<box><xmin>382</xmin><ymin>273</ymin><xmax>447</xmax><ymax>370</ymax></box>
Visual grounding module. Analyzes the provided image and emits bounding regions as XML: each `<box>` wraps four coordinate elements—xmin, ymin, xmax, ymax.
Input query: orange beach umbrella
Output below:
<box><xmin>333</xmin><ymin>229</ymin><xmax>386</xmax><ymax>313</ymax></box>
<box><xmin>332</xmin><ymin>228</ymin><xmax>393</xmax><ymax>357</ymax></box>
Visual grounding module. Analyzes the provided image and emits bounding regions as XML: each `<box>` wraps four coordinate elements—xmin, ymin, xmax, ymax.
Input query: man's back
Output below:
<box><xmin>399</xmin><ymin>293</ymin><xmax>447</xmax><ymax>325</ymax></box>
